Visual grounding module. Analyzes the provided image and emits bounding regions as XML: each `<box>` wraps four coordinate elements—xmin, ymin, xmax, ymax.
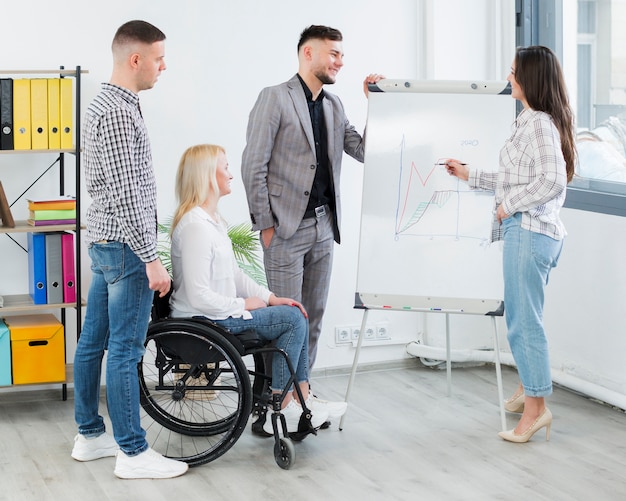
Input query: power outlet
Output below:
<box><xmin>335</xmin><ymin>326</ymin><xmax>351</xmax><ymax>344</ymax></box>
<box><xmin>376</xmin><ymin>323</ymin><xmax>390</xmax><ymax>340</ymax></box>
<box><xmin>338</xmin><ymin>324</ymin><xmax>390</xmax><ymax>345</ymax></box>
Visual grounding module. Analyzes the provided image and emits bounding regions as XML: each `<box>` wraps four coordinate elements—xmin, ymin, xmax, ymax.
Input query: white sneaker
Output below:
<box><xmin>306</xmin><ymin>395</ymin><xmax>348</xmax><ymax>420</ymax></box>
<box><xmin>262</xmin><ymin>398</ymin><xmax>329</xmax><ymax>435</ymax></box>
<box><xmin>114</xmin><ymin>448</ymin><xmax>189</xmax><ymax>479</ymax></box>
<box><xmin>71</xmin><ymin>432</ymin><xmax>119</xmax><ymax>461</ymax></box>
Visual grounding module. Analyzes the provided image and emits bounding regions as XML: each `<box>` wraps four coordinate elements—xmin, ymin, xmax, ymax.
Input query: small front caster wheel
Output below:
<box><xmin>274</xmin><ymin>437</ymin><xmax>295</xmax><ymax>469</ymax></box>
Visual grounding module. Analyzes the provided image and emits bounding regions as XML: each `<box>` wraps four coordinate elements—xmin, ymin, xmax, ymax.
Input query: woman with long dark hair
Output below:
<box><xmin>446</xmin><ymin>46</ymin><xmax>576</xmax><ymax>442</ymax></box>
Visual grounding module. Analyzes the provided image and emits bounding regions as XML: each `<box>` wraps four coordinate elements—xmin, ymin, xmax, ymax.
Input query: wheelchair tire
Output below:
<box><xmin>139</xmin><ymin>319</ymin><xmax>252</xmax><ymax>467</ymax></box>
<box><xmin>274</xmin><ymin>437</ymin><xmax>295</xmax><ymax>470</ymax></box>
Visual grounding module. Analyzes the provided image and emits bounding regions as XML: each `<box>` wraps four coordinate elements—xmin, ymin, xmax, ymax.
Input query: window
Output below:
<box><xmin>568</xmin><ymin>0</ymin><xmax>626</xmax><ymax>216</ymax></box>
<box><xmin>518</xmin><ymin>0</ymin><xmax>626</xmax><ymax>216</ymax></box>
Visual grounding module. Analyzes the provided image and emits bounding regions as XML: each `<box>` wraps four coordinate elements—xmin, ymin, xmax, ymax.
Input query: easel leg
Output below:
<box><xmin>339</xmin><ymin>309</ymin><xmax>369</xmax><ymax>430</ymax></box>
<box><xmin>446</xmin><ymin>313</ymin><xmax>452</xmax><ymax>397</ymax></box>
<box><xmin>492</xmin><ymin>316</ymin><xmax>506</xmax><ymax>431</ymax></box>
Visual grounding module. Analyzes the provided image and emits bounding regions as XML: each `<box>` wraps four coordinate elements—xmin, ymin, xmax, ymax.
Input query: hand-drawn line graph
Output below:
<box><xmin>394</xmin><ymin>135</ymin><xmax>493</xmax><ymax>244</ymax></box>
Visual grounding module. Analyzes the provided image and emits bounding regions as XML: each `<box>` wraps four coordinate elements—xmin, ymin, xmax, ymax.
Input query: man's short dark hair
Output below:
<box><xmin>297</xmin><ymin>25</ymin><xmax>342</xmax><ymax>52</ymax></box>
<box><xmin>112</xmin><ymin>20</ymin><xmax>166</xmax><ymax>49</ymax></box>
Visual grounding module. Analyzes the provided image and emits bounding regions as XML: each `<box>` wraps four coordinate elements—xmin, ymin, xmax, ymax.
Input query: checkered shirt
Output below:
<box><xmin>83</xmin><ymin>83</ymin><xmax>158</xmax><ymax>262</ymax></box>
<box><xmin>469</xmin><ymin>108</ymin><xmax>568</xmax><ymax>242</ymax></box>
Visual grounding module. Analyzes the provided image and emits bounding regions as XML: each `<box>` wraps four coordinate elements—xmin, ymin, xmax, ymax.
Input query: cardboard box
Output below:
<box><xmin>0</xmin><ymin>319</ymin><xmax>11</xmax><ymax>386</ymax></box>
<box><xmin>5</xmin><ymin>314</ymin><xmax>65</xmax><ymax>385</ymax></box>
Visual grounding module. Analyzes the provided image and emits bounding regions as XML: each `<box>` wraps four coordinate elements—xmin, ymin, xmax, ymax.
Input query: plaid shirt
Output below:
<box><xmin>83</xmin><ymin>83</ymin><xmax>158</xmax><ymax>262</ymax></box>
<box><xmin>469</xmin><ymin>108</ymin><xmax>567</xmax><ymax>242</ymax></box>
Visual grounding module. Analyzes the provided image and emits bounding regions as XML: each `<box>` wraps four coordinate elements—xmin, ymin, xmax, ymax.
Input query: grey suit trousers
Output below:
<box><xmin>261</xmin><ymin>210</ymin><xmax>334</xmax><ymax>369</ymax></box>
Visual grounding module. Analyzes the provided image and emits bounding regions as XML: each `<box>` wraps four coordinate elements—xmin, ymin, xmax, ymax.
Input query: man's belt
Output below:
<box><xmin>304</xmin><ymin>204</ymin><xmax>330</xmax><ymax>219</ymax></box>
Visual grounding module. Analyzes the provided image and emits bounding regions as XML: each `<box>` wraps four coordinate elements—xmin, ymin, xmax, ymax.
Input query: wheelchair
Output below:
<box><xmin>138</xmin><ymin>288</ymin><xmax>320</xmax><ymax>469</ymax></box>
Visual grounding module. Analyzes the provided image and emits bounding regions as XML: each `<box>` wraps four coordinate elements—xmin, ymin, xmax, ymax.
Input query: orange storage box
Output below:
<box><xmin>6</xmin><ymin>314</ymin><xmax>65</xmax><ymax>385</ymax></box>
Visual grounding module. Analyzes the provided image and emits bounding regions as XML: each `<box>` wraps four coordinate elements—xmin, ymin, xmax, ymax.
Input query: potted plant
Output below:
<box><xmin>157</xmin><ymin>218</ymin><xmax>267</xmax><ymax>287</ymax></box>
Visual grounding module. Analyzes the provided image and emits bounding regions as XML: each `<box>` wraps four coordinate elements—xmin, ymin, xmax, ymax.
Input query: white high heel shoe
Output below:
<box><xmin>498</xmin><ymin>408</ymin><xmax>552</xmax><ymax>443</ymax></box>
<box><xmin>504</xmin><ymin>390</ymin><xmax>525</xmax><ymax>413</ymax></box>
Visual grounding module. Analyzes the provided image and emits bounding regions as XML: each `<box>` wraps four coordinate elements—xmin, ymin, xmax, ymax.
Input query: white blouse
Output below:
<box><xmin>169</xmin><ymin>206</ymin><xmax>271</xmax><ymax>320</ymax></box>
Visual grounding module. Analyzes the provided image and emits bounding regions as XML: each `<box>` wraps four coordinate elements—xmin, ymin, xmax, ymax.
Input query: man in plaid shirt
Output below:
<box><xmin>71</xmin><ymin>20</ymin><xmax>187</xmax><ymax>479</ymax></box>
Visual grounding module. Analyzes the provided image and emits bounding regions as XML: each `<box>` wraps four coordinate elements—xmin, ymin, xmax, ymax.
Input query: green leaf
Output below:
<box><xmin>228</xmin><ymin>222</ymin><xmax>267</xmax><ymax>287</ymax></box>
<box><xmin>156</xmin><ymin>216</ymin><xmax>266</xmax><ymax>286</ymax></box>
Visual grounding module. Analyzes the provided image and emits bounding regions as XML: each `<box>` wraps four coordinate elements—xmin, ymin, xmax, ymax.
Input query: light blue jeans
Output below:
<box><xmin>74</xmin><ymin>242</ymin><xmax>152</xmax><ymax>456</ymax></box>
<box><xmin>502</xmin><ymin>213</ymin><xmax>563</xmax><ymax>398</ymax></box>
<box><xmin>211</xmin><ymin>305</ymin><xmax>309</xmax><ymax>392</ymax></box>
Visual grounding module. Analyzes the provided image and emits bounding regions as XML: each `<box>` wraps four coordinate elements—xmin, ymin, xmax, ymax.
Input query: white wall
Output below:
<box><xmin>0</xmin><ymin>0</ymin><xmax>422</xmax><ymax>370</ymax></box>
<box><xmin>2</xmin><ymin>0</ymin><xmax>623</xmax><ymax>408</ymax></box>
<box><xmin>545</xmin><ymin>209</ymin><xmax>626</xmax><ymax>402</ymax></box>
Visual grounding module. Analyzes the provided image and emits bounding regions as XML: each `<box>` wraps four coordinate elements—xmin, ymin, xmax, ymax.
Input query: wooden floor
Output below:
<box><xmin>1</xmin><ymin>361</ymin><xmax>625</xmax><ymax>501</ymax></box>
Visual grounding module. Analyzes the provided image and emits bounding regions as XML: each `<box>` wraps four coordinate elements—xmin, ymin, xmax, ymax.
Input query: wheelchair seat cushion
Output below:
<box><xmin>189</xmin><ymin>316</ymin><xmax>264</xmax><ymax>354</ymax></box>
<box><xmin>234</xmin><ymin>329</ymin><xmax>265</xmax><ymax>351</ymax></box>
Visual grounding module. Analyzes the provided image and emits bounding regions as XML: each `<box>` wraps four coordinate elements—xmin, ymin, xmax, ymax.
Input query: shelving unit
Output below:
<box><xmin>0</xmin><ymin>66</ymin><xmax>86</xmax><ymax>399</ymax></box>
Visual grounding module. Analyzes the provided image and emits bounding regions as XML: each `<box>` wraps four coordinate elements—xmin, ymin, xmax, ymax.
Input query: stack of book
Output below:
<box><xmin>27</xmin><ymin>196</ymin><xmax>76</xmax><ymax>226</ymax></box>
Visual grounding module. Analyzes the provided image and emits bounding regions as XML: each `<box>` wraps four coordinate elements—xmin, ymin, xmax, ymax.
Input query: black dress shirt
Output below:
<box><xmin>297</xmin><ymin>75</ymin><xmax>333</xmax><ymax>216</ymax></box>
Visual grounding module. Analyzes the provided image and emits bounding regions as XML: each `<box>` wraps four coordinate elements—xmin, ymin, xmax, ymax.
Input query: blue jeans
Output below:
<box><xmin>502</xmin><ymin>213</ymin><xmax>563</xmax><ymax>398</ymax></box>
<box><xmin>74</xmin><ymin>242</ymin><xmax>153</xmax><ymax>456</ymax></box>
<box><xmin>211</xmin><ymin>305</ymin><xmax>309</xmax><ymax>392</ymax></box>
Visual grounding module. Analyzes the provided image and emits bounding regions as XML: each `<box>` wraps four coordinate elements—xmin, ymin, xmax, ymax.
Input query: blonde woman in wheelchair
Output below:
<box><xmin>169</xmin><ymin>144</ymin><xmax>344</xmax><ymax>436</ymax></box>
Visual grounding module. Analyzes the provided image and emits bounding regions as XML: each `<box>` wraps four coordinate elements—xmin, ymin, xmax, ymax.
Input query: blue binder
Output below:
<box><xmin>27</xmin><ymin>232</ymin><xmax>47</xmax><ymax>304</ymax></box>
<box><xmin>45</xmin><ymin>232</ymin><xmax>63</xmax><ymax>304</ymax></box>
<box><xmin>0</xmin><ymin>319</ymin><xmax>11</xmax><ymax>386</ymax></box>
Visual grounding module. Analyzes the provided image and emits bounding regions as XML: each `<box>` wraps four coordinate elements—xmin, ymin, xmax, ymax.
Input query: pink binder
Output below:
<box><xmin>61</xmin><ymin>232</ymin><xmax>76</xmax><ymax>303</ymax></box>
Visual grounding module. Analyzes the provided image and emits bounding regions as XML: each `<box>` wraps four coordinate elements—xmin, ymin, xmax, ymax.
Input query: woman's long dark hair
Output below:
<box><xmin>515</xmin><ymin>46</ymin><xmax>577</xmax><ymax>182</ymax></box>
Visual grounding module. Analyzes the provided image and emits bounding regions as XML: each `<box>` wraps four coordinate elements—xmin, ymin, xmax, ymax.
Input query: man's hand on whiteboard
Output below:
<box><xmin>363</xmin><ymin>73</ymin><xmax>385</xmax><ymax>97</ymax></box>
<box><xmin>444</xmin><ymin>159</ymin><xmax>469</xmax><ymax>181</ymax></box>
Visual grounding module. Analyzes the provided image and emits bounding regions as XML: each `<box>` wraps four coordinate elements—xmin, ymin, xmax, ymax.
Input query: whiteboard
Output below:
<box><xmin>354</xmin><ymin>80</ymin><xmax>515</xmax><ymax>315</ymax></box>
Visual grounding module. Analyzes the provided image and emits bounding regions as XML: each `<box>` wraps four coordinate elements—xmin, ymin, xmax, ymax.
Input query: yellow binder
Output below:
<box><xmin>13</xmin><ymin>79</ymin><xmax>31</xmax><ymax>150</ymax></box>
<box><xmin>47</xmin><ymin>79</ymin><xmax>61</xmax><ymax>150</ymax></box>
<box><xmin>59</xmin><ymin>78</ymin><xmax>73</xmax><ymax>149</ymax></box>
<box><xmin>30</xmin><ymin>78</ymin><xmax>48</xmax><ymax>150</ymax></box>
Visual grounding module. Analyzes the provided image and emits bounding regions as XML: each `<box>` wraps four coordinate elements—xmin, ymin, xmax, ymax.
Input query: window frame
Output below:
<box><xmin>516</xmin><ymin>0</ymin><xmax>626</xmax><ymax>216</ymax></box>
<box><xmin>565</xmin><ymin>178</ymin><xmax>626</xmax><ymax>217</ymax></box>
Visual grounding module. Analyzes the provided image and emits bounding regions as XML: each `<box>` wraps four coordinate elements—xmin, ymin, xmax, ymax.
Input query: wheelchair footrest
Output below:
<box><xmin>288</xmin><ymin>413</ymin><xmax>319</xmax><ymax>441</ymax></box>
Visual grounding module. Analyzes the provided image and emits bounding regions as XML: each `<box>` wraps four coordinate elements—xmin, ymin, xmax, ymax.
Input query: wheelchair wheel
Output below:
<box><xmin>274</xmin><ymin>437</ymin><xmax>295</xmax><ymax>470</ymax></box>
<box><xmin>139</xmin><ymin>319</ymin><xmax>252</xmax><ymax>467</ymax></box>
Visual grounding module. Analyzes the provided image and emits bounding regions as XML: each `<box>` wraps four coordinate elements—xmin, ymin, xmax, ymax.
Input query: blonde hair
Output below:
<box><xmin>171</xmin><ymin>144</ymin><xmax>225</xmax><ymax>233</ymax></box>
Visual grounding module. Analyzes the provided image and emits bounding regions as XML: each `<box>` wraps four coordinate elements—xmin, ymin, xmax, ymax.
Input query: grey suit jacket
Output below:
<box><xmin>242</xmin><ymin>74</ymin><xmax>365</xmax><ymax>244</ymax></box>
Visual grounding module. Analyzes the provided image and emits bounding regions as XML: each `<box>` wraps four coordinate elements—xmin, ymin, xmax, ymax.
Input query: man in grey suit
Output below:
<box><xmin>242</xmin><ymin>25</ymin><xmax>382</xmax><ymax>411</ymax></box>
